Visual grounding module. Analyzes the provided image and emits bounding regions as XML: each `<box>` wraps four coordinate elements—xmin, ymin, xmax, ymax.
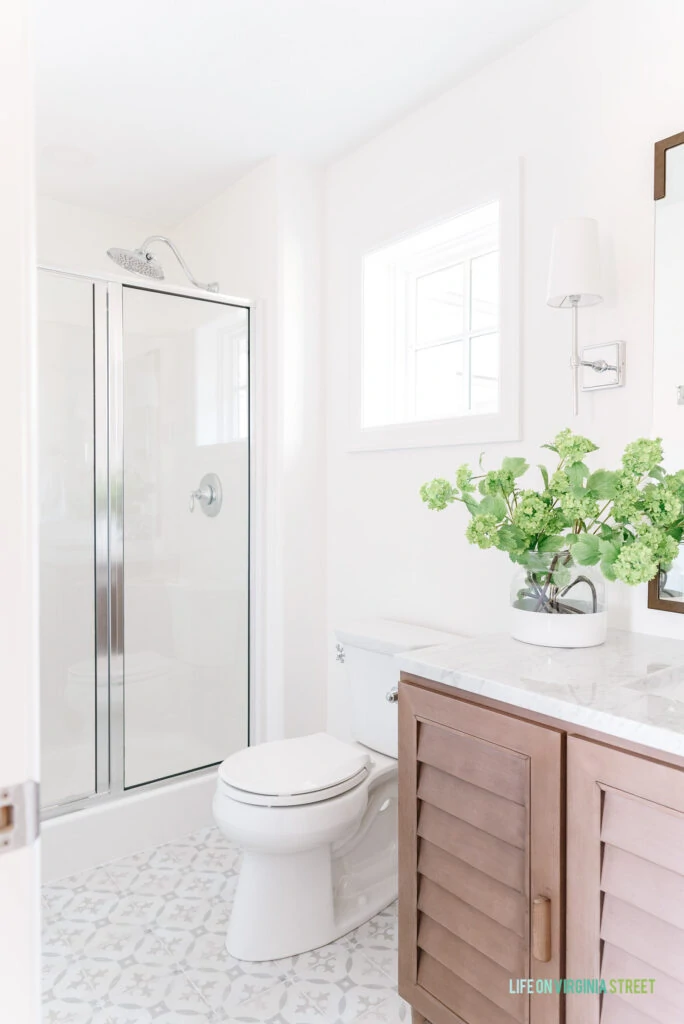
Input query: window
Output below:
<box><xmin>363</xmin><ymin>201</ymin><xmax>499</xmax><ymax>428</ymax></box>
<box><xmin>354</xmin><ymin>180</ymin><xmax>519</xmax><ymax>451</ymax></box>
<box><xmin>195</xmin><ymin>315</ymin><xmax>249</xmax><ymax>446</ymax></box>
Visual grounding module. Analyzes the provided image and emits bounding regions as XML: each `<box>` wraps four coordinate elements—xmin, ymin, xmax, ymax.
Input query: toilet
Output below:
<box><xmin>213</xmin><ymin>618</ymin><xmax>462</xmax><ymax>961</ymax></box>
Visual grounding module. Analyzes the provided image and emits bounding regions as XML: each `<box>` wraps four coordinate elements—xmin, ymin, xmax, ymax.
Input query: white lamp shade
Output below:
<box><xmin>547</xmin><ymin>217</ymin><xmax>603</xmax><ymax>308</ymax></box>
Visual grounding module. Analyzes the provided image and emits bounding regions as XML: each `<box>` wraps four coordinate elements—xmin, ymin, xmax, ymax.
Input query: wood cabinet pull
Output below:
<box><xmin>532</xmin><ymin>896</ymin><xmax>551</xmax><ymax>962</ymax></box>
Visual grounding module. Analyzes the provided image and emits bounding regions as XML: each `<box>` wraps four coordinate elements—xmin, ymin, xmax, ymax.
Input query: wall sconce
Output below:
<box><xmin>547</xmin><ymin>217</ymin><xmax>625</xmax><ymax>415</ymax></box>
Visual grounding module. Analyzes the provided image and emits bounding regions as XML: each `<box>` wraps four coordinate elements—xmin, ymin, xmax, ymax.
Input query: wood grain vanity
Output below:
<box><xmin>396</xmin><ymin>632</ymin><xmax>684</xmax><ymax>1024</ymax></box>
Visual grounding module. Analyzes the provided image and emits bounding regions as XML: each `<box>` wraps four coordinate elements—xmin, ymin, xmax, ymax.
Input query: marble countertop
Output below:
<box><xmin>395</xmin><ymin>630</ymin><xmax>684</xmax><ymax>758</ymax></box>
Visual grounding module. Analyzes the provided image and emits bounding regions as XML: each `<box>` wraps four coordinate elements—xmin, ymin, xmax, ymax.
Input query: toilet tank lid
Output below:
<box><xmin>335</xmin><ymin>618</ymin><xmax>467</xmax><ymax>656</ymax></box>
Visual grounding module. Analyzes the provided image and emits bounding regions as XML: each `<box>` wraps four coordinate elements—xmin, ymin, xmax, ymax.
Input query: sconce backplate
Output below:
<box><xmin>580</xmin><ymin>341</ymin><xmax>625</xmax><ymax>391</ymax></box>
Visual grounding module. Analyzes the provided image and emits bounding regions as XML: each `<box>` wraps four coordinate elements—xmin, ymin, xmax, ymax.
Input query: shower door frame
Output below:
<box><xmin>39</xmin><ymin>265</ymin><xmax>257</xmax><ymax>819</ymax></box>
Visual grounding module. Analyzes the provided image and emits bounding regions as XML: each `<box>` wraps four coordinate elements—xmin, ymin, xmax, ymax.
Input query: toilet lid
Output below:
<box><xmin>218</xmin><ymin>733</ymin><xmax>371</xmax><ymax>805</ymax></box>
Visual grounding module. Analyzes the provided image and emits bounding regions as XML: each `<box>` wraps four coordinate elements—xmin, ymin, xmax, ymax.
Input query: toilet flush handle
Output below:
<box><xmin>386</xmin><ymin>687</ymin><xmax>399</xmax><ymax>704</ymax></box>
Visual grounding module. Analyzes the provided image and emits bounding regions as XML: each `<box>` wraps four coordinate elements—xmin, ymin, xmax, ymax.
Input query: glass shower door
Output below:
<box><xmin>38</xmin><ymin>270</ymin><xmax>101</xmax><ymax>807</ymax></box>
<box><xmin>119</xmin><ymin>286</ymin><xmax>249</xmax><ymax>788</ymax></box>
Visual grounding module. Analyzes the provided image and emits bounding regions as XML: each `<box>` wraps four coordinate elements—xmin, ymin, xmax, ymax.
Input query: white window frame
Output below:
<box><xmin>348</xmin><ymin>162</ymin><xmax>520</xmax><ymax>451</ymax></box>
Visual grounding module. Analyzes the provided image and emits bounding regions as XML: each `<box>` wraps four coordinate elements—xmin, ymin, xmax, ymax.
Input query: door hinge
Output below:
<box><xmin>0</xmin><ymin>781</ymin><xmax>40</xmax><ymax>855</ymax></box>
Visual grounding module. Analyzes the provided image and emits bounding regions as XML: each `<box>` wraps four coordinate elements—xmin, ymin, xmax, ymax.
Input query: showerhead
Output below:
<box><xmin>106</xmin><ymin>235</ymin><xmax>219</xmax><ymax>292</ymax></box>
<box><xmin>107</xmin><ymin>246</ymin><xmax>164</xmax><ymax>280</ymax></box>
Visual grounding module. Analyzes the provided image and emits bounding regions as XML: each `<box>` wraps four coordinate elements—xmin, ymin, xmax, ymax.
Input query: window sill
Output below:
<box><xmin>347</xmin><ymin>408</ymin><xmax>520</xmax><ymax>452</ymax></box>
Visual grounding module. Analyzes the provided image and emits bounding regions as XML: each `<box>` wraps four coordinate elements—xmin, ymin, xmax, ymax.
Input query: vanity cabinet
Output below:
<box><xmin>398</xmin><ymin>676</ymin><xmax>684</xmax><ymax>1024</ymax></box>
<box><xmin>567</xmin><ymin>736</ymin><xmax>684</xmax><ymax>1024</ymax></box>
<box><xmin>398</xmin><ymin>680</ymin><xmax>563</xmax><ymax>1024</ymax></box>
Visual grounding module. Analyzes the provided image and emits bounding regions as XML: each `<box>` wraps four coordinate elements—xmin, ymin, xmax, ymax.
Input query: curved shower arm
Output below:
<box><xmin>140</xmin><ymin>235</ymin><xmax>219</xmax><ymax>293</ymax></box>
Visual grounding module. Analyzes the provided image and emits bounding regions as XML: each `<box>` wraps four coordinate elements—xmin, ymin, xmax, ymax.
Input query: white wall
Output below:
<box><xmin>37</xmin><ymin>195</ymin><xmax>165</xmax><ymax>277</ymax></box>
<box><xmin>324</xmin><ymin>0</ymin><xmax>684</xmax><ymax>737</ymax></box>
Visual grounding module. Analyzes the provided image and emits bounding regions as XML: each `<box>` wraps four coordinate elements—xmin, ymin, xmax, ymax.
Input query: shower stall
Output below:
<box><xmin>38</xmin><ymin>265</ymin><xmax>251</xmax><ymax>817</ymax></box>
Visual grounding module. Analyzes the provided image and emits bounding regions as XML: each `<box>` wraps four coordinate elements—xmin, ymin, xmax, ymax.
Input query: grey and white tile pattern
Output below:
<box><xmin>42</xmin><ymin>827</ymin><xmax>408</xmax><ymax>1023</ymax></box>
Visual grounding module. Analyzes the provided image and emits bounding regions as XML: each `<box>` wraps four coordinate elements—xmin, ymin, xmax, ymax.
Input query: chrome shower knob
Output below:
<box><xmin>189</xmin><ymin>473</ymin><xmax>223</xmax><ymax>517</ymax></box>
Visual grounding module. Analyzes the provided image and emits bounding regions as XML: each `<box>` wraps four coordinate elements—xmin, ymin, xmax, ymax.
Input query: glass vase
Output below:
<box><xmin>510</xmin><ymin>550</ymin><xmax>607</xmax><ymax>649</ymax></box>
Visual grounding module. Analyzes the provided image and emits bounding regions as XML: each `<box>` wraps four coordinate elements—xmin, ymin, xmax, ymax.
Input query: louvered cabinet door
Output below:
<box><xmin>567</xmin><ymin>736</ymin><xmax>684</xmax><ymax>1024</ymax></box>
<box><xmin>398</xmin><ymin>681</ymin><xmax>563</xmax><ymax>1024</ymax></box>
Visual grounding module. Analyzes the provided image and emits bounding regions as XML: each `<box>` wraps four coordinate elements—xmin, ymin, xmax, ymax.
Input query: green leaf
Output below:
<box><xmin>538</xmin><ymin>535</ymin><xmax>566</xmax><ymax>553</ymax></box>
<box><xmin>587</xmin><ymin>469</ymin><xmax>619</xmax><ymax>499</ymax></box>
<box><xmin>552</xmin><ymin>565</ymin><xmax>572</xmax><ymax>588</ymax></box>
<box><xmin>497</xmin><ymin>524</ymin><xmax>528</xmax><ymax>554</ymax></box>
<box><xmin>668</xmin><ymin>526</ymin><xmax>684</xmax><ymax>542</ymax></box>
<box><xmin>573</xmin><ymin>533</ymin><xmax>601</xmax><ymax>566</ymax></box>
<box><xmin>462</xmin><ymin>494</ymin><xmax>481</xmax><ymax>516</ymax></box>
<box><xmin>478</xmin><ymin>495</ymin><xmax>507</xmax><ymax>521</ymax></box>
<box><xmin>525</xmin><ymin>552</ymin><xmax>553</xmax><ymax>574</ymax></box>
<box><xmin>565</xmin><ymin>533</ymin><xmax>580</xmax><ymax>546</ymax></box>
<box><xmin>600</xmin><ymin>557</ymin><xmax>618</xmax><ymax>582</ymax></box>
<box><xmin>541</xmin><ymin>443</ymin><xmax>559</xmax><ymax>454</ymax></box>
<box><xmin>649</xmin><ymin>466</ymin><xmax>666</xmax><ymax>482</ymax></box>
<box><xmin>598</xmin><ymin>538</ymin><xmax>620</xmax><ymax>564</ymax></box>
<box><xmin>501</xmin><ymin>456</ymin><xmax>529</xmax><ymax>479</ymax></box>
<box><xmin>538</xmin><ymin>464</ymin><xmax>549</xmax><ymax>490</ymax></box>
<box><xmin>566</xmin><ymin>462</ymin><xmax>589</xmax><ymax>490</ymax></box>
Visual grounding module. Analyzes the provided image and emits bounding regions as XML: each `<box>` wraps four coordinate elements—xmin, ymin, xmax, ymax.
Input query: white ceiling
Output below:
<box><xmin>36</xmin><ymin>0</ymin><xmax>582</xmax><ymax>224</ymax></box>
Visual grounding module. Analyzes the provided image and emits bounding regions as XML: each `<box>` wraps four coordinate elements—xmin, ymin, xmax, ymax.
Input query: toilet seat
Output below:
<box><xmin>218</xmin><ymin>732</ymin><xmax>372</xmax><ymax>807</ymax></box>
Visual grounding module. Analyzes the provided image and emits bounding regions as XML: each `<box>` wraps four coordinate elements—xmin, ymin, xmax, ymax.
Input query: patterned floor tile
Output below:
<box><xmin>90</xmin><ymin>1008</ymin><xmax>153</xmax><ymax>1024</ymax></box>
<box><xmin>107</xmin><ymin>894</ymin><xmax>166</xmax><ymax>928</ymax></box>
<box><xmin>42</xmin><ymin>998</ymin><xmax>97</xmax><ymax>1023</ymax></box>
<box><xmin>42</xmin><ymin>918</ymin><xmax>97</xmax><ymax>957</ymax></box>
<box><xmin>42</xmin><ymin>954</ymin><xmax>72</xmax><ymax>994</ymax></box>
<box><xmin>43</xmin><ymin>827</ymin><xmax>402</xmax><ymax>1024</ymax></box>
<box><xmin>82</xmin><ymin>923</ymin><xmax>151</xmax><ymax>963</ymax></box>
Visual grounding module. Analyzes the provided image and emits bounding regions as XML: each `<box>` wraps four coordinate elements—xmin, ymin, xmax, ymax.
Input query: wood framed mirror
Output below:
<box><xmin>649</xmin><ymin>132</ymin><xmax>684</xmax><ymax>613</ymax></box>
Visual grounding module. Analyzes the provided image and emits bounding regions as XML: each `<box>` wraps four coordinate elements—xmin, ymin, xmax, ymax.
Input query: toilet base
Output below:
<box><xmin>227</xmin><ymin>846</ymin><xmax>336</xmax><ymax>961</ymax></box>
<box><xmin>226</xmin><ymin>843</ymin><xmax>397</xmax><ymax>961</ymax></box>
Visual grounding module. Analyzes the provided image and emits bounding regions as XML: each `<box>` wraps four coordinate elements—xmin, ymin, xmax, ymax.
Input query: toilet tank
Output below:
<box><xmin>334</xmin><ymin>619</ymin><xmax>467</xmax><ymax>758</ymax></box>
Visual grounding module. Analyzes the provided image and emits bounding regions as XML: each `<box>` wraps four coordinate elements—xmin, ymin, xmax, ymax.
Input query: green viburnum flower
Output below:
<box><xmin>621</xmin><ymin>437</ymin><xmax>664</xmax><ymax>476</ymax></box>
<box><xmin>512</xmin><ymin>491</ymin><xmax>551</xmax><ymax>535</ymax></box>
<box><xmin>420</xmin><ymin>429</ymin><xmax>684</xmax><ymax>589</ymax></box>
<box><xmin>478</xmin><ymin>469</ymin><xmax>515</xmax><ymax>498</ymax></box>
<box><xmin>465</xmin><ymin>514</ymin><xmax>500</xmax><ymax>549</ymax></box>
<box><xmin>665</xmin><ymin>470</ymin><xmax>684</xmax><ymax>495</ymax></box>
<box><xmin>553</xmin><ymin>428</ymin><xmax>598</xmax><ymax>464</ymax></box>
<box><xmin>612</xmin><ymin>541</ymin><xmax>659</xmax><ymax>586</ymax></box>
<box><xmin>639</xmin><ymin>526</ymin><xmax>680</xmax><ymax>568</ymax></box>
<box><xmin>611</xmin><ymin>470</ymin><xmax>641</xmax><ymax>523</ymax></box>
<box><xmin>549</xmin><ymin>471</ymin><xmax>570</xmax><ymax>495</ymax></box>
<box><xmin>559</xmin><ymin>492</ymin><xmax>600</xmax><ymax>522</ymax></box>
<box><xmin>420</xmin><ymin>478</ymin><xmax>455</xmax><ymax>511</ymax></box>
<box><xmin>640</xmin><ymin>483</ymin><xmax>681</xmax><ymax>527</ymax></box>
<box><xmin>455</xmin><ymin>464</ymin><xmax>475</xmax><ymax>492</ymax></box>
<box><xmin>546</xmin><ymin>508</ymin><xmax>572</xmax><ymax>534</ymax></box>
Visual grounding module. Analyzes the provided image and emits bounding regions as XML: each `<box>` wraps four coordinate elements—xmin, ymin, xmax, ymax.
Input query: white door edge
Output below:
<box><xmin>0</xmin><ymin>2</ymin><xmax>41</xmax><ymax>1022</ymax></box>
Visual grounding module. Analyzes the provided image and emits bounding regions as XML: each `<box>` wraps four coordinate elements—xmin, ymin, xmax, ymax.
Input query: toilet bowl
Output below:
<box><xmin>213</xmin><ymin>618</ymin><xmax>464</xmax><ymax>961</ymax></box>
<box><xmin>213</xmin><ymin>732</ymin><xmax>397</xmax><ymax>961</ymax></box>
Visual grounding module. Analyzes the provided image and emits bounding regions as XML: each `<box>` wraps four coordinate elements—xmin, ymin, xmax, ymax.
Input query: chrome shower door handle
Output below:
<box><xmin>189</xmin><ymin>473</ymin><xmax>223</xmax><ymax>517</ymax></box>
<box><xmin>189</xmin><ymin>488</ymin><xmax>210</xmax><ymax>512</ymax></box>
